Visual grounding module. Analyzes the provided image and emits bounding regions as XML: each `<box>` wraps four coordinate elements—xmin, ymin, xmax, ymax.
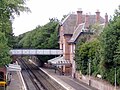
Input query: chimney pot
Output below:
<box><xmin>96</xmin><ymin>10</ymin><xmax>100</xmax><ymax>23</ymax></box>
<box><xmin>85</xmin><ymin>13</ymin><xmax>89</xmax><ymax>28</ymax></box>
<box><xmin>78</xmin><ymin>8</ymin><xmax>82</xmax><ymax>11</ymax></box>
<box><xmin>96</xmin><ymin>9</ymin><xmax>100</xmax><ymax>13</ymax></box>
<box><xmin>76</xmin><ymin>8</ymin><xmax>83</xmax><ymax>25</ymax></box>
<box><xmin>105</xmin><ymin>13</ymin><xmax>108</xmax><ymax>25</ymax></box>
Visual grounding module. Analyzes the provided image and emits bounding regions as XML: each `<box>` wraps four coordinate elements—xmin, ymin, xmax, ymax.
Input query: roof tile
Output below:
<box><xmin>68</xmin><ymin>24</ymin><xmax>84</xmax><ymax>43</ymax></box>
<box><xmin>61</xmin><ymin>14</ymin><xmax>104</xmax><ymax>35</ymax></box>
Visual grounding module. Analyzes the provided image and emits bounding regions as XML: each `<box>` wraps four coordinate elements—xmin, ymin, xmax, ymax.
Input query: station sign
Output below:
<box><xmin>6</xmin><ymin>64</ymin><xmax>21</xmax><ymax>72</ymax></box>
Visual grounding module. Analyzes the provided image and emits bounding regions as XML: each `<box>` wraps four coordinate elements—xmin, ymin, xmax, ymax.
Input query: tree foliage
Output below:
<box><xmin>75</xmin><ymin>6</ymin><xmax>120</xmax><ymax>85</ymax></box>
<box><xmin>99</xmin><ymin>6</ymin><xmax>120</xmax><ymax>85</ymax></box>
<box><xmin>15</xmin><ymin>19</ymin><xmax>59</xmax><ymax>66</ymax></box>
<box><xmin>0</xmin><ymin>0</ymin><xmax>30</xmax><ymax>18</ymax></box>
<box><xmin>0</xmin><ymin>0</ymin><xmax>30</xmax><ymax>47</ymax></box>
<box><xmin>15</xmin><ymin>19</ymin><xmax>59</xmax><ymax>49</ymax></box>
<box><xmin>0</xmin><ymin>0</ymin><xmax>29</xmax><ymax>66</ymax></box>
<box><xmin>0</xmin><ymin>32</ymin><xmax>11</xmax><ymax>66</ymax></box>
<box><xmin>75</xmin><ymin>39</ymin><xmax>101</xmax><ymax>76</ymax></box>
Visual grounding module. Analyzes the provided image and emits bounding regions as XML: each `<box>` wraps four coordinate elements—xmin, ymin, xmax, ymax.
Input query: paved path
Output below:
<box><xmin>41</xmin><ymin>68</ymin><xmax>97</xmax><ymax>90</ymax></box>
<box><xmin>7</xmin><ymin>71</ymin><xmax>25</xmax><ymax>90</ymax></box>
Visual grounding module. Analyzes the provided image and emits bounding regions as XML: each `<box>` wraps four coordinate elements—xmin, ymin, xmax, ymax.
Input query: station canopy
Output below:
<box><xmin>48</xmin><ymin>56</ymin><xmax>71</xmax><ymax>65</ymax></box>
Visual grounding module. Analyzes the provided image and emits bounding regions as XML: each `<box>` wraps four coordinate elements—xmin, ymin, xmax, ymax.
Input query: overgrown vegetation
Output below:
<box><xmin>0</xmin><ymin>0</ymin><xmax>29</xmax><ymax>66</ymax></box>
<box><xmin>75</xmin><ymin>6</ymin><xmax>120</xmax><ymax>85</ymax></box>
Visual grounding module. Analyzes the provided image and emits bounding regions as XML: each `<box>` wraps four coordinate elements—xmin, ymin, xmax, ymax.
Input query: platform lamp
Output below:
<box><xmin>114</xmin><ymin>63</ymin><xmax>117</xmax><ymax>90</ymax></box>
<box><xmin>114</xmin><ymin>67</ymin><xmax>117</xmax><ymax>90</ymax></box>
<box><xmin>114</xmin><ymin>51</ymin><xmax>120</xmax><ymax>90</ymax></box>
<box><xmin>88</xmin><ymin>59</ymin><xmax>91</xmax><ymax>86</ymax></box>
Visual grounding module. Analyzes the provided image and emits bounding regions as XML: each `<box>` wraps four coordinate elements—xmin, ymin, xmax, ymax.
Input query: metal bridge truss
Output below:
<box><xmin>10</xmin><ymin>49</ymin><xmax>63</xmax><ymax>55</ymax></box>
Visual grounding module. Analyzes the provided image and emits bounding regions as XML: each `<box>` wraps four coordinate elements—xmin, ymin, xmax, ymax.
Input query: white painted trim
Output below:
<box><xmin>61</xmin><ymin>14</ymin><xmax>71</xmax><ymax>25</ymax></box>
<box><xmin>40</xmin><ymin>68</ymin><xmax>75</xmax><ymax>90</ymax></box>
<box><xmin>16</xmin><ymin>62</ymin><xmax>27</xmax><ymax>90</ymax></box>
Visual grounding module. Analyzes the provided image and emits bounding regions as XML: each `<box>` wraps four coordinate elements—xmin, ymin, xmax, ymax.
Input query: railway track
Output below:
<box><xmin>19</xmin><ymin>59</ymin><xmax>44</xmax><ymax>90</ymax></box>
<box><xmin>18</xmin><ymin>58</ymin><xmax>57</xmax><ymax>90</ymax></box>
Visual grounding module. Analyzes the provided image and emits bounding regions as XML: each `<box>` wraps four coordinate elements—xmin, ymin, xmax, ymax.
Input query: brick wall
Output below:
<box><xmin>59</xmin><ymin>26</ymin><xmax>64</xmax><ymax>50</ymax></box>
<box><xmin>0</xmin><ymin>67</ymin><xmax>6</xmax><ymax>81</ymax></box>
<box><xmin>63</xmin><ymin>35</ymin><xmax>71</xmax><ymax>60</ymax></box>
<box><xmin>59</xmin><ymin>26</ymin><xmax>71</xmax><ymax>60</ymax></box>
<box><xmin>75</xmin><ymin>71</ymin><xmax>120</xmax><ymax>90</ymax></box>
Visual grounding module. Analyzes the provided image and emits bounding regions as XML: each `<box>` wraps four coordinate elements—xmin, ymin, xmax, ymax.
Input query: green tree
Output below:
<box><xmin>99</xmin><ymin>6</ymin><xmax>120</xmax><ymax>85</ymax></box>
<box><xmin>75</xmin><ymin>6</ymin><xmax>120</xmax><ymax>85</ymax></box>
<box><xmin>18</xmin><ymin>18</ymin><xmax>59</xmax><ymax>49</ymax></box>
<box><xmin>0</xmin><ymin>0</ymin><xmax>30</xmax><ymax>47</ymax></box>
<box><xmin>75</xmin><ymin>39</ymin><xmax>100</xmax><ymax>75</ymax></box>
<box><xmin>0</xmin><ymin>0</ymin><xmax>30</xmax><ymax>66</ymax></box>
<box><xmin>0</xmin><ymin>32</ymin><xmax>11</xmax><ymax>66</ymax></box>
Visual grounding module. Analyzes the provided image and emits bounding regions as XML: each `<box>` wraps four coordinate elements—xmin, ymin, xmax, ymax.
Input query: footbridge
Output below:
<box><xmin>10</xmin><ymin>49</ymin><xmax>63</xmax><ymax>55</ymax></box>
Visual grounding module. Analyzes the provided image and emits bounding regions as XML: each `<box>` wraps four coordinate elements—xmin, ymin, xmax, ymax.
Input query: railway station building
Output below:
<box><xmin>58</xmin><ymin>9</ymin><xmax>108</xmax><ymax>77</ymax></box>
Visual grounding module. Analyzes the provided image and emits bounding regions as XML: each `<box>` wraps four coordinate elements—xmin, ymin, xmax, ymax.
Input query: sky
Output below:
<box><xmin>12</xmin><ymin>0</ymin><xmax>120</xmax><ymax>36</ymax></box>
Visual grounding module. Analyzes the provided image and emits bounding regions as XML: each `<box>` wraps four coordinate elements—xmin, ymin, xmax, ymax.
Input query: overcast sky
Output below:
<box><xmin>12</xmin><ymin>0</ymin><xmax>120</xmax><ymax>36</ymax></box>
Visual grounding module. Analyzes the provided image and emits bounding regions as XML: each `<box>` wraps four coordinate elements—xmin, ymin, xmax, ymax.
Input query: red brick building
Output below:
<box><xmin>59</xmin><ymin>9</ymin><xmax>108</xmax><ymax>77</ymax></box>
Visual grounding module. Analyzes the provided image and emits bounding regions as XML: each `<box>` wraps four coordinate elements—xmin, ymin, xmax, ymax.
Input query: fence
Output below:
<box><xmin>75</xmin><ymin>71</ymin><xmax>120</xmax><ymax>90</ymax></box>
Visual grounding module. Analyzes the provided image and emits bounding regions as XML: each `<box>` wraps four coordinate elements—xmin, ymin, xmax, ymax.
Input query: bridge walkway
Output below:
<box><xmin>10</xmin><ymin>49</ymin><xmax>63</xmax><ymax>55</ymax></box>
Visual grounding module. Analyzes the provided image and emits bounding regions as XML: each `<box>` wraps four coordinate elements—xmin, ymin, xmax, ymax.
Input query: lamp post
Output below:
<box><xmin>114</xmin><ymin>67</ymin><xmax>117</xmax><ymax>90</ymax></box>
<box><xmin>88</xmin><ymin>59</ymin><xmax>91</xmax><ymax>86</ymax></box>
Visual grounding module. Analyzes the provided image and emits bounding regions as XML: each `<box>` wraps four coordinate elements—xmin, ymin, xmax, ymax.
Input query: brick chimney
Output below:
<box><xmin>85</xmin><ymin>13</ymin><xmax>89</xmax><ymax>28</ymax></box>
<box><xmin>76</xmin><ymin>8</ymin><xmax>83</xmax><ymax>25</ymax></box>
<box><xmin>105</xmin><ymin>13</ymin><xmax>108</xmax><ymax>25</ymax></box>
<box><xmin>95</xmin><ymin>10</ymin><xmax>100</xmax><ymax>23</ymax></box>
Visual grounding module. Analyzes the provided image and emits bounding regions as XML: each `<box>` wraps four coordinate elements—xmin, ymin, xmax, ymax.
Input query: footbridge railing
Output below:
<box><xmin>10</xmin><ymin>49</ymin><xmax>63</xmax><ymax>55</ymax></box>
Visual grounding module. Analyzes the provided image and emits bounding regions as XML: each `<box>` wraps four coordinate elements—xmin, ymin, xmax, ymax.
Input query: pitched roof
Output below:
<box><xmin>61</xmin><ymin>13</ymin><xmax>104</xmax><ymax>35</ymax></box>
<box><xmin>62</xmin><ymin>14</ymin><xmax>76</xmax><ymax>35</ymax></box>
<box><xmin>68</xmin><ymin>23</ymin><xmax>84</xmax><ymax>43</ymax></box>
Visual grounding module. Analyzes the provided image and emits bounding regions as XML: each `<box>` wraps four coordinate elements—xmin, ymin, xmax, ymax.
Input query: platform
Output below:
<box><xmin>7</xmin><ymin>71</ymin><xmax>26</xmax><ymax>90</ymax></box>
<box><xmin>40</xmin><ymin>68</ymin><xmax>97</xmax><ymax>90</ymax></box>
<box><xmin>7</xmin><ymin>67</ymin><xmax>97</xmax><ymax>90</ymax></box>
